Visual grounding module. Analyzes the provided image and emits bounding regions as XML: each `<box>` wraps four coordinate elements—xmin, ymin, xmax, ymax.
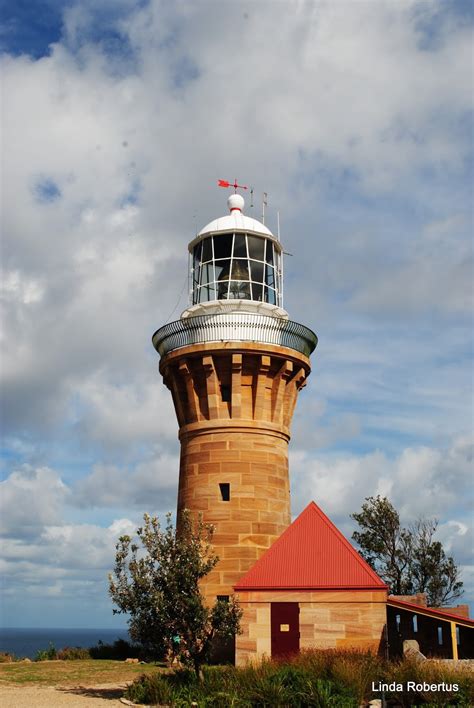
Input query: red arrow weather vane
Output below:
<box><xmin>218</xmin><ymin>178</ymin><xmax>248</xmax><ymax>193</ymax></box>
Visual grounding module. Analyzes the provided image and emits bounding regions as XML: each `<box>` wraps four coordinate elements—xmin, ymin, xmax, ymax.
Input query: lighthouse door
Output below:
<box><xmin>271</xmin><ymin>603</ymin><xmax>300</xmax><ymax>658</ymax></box>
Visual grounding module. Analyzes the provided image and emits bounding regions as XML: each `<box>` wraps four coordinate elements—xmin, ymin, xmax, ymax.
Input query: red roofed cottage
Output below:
<box><xmin>234</xmin><ymin>501</ymin><xmax>388</xmax><ymax>664</ymax></box>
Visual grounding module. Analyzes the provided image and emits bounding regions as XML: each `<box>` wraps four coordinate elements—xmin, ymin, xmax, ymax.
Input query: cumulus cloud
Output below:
<box><xmin>291</xmin><ymin>435</ymin><xmax>473</xmax><ymax>521</ymax></box>
<box><xmin>74</xmin><ymin>371</ymin><xmax>177</xmax><ymax>451</ymax></box>
<box><xmin>0</xmin><ymin>466</ymin><xmax>70</xmax><ymax>538</ymax></box>
<box><xmin>73</xmin><ymin>453</ymin><xmax>179</xmax><ymax>509</ymax></box>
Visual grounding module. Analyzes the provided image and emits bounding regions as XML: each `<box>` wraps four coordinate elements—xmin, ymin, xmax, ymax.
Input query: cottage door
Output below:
<box><xmin>271</xmin><ymin>602</ymin><xmax>300</xmax><ymax>658</ymax></box>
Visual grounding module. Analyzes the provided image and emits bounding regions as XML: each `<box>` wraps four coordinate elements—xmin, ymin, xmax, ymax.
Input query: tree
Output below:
<box><xmin>351</xmin><ymin>496</ymin><xmax>463</xmax><ymax>606</ymax></box>
<box><xmin>108</xmin><ymin>511</ymin><xmax>242</xmax><ymax>678</ymax></box>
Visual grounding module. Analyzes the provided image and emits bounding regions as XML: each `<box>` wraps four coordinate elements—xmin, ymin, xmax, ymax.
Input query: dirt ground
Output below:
<box><xmin>0</xmin><ymin>683</ymin><xmax>134</xmax><ymax>707</ymax></box>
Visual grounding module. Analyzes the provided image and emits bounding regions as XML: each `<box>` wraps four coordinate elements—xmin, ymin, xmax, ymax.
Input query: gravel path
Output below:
<box><xmin>0</xmin><ymin>683</ymin><xmax>133</xmax><ymax>707</ymax></box>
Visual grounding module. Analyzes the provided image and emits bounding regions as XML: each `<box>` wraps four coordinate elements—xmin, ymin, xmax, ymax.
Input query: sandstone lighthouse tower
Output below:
<box><xmin>152</xmin><ymin>186</ymin><xmax>317</xmax><ymax>603</ymax></box>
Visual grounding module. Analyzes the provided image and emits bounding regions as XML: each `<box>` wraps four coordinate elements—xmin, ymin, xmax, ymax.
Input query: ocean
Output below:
<box><xmin>0</xmin><ymin>627</ymin><xmax>130</xmax><ymax>659</ymax></box>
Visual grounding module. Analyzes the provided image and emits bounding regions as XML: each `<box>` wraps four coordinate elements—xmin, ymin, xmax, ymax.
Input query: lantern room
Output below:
<box><xmin>186</xmin><ymin>194</ymin><xmax>284</xmax><ymax>315</ymax></box>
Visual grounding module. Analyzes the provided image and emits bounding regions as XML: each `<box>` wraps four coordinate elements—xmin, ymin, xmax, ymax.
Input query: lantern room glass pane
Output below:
<box><xmin>200</xmin><ymin>263</ymin><xmax>214</xmax><ymax>286</ymax></box>
<box><xmin>201</xmin><ymin>237</ymin><xmax>213</xmax><ymax>263</ymax></box>
<box><xmin>198</xmin><ymin>285</ymin><xmax>215</xmax><ymax>302</ymax></box>
<box><xmin>247</xmin><ymin>235</ymin><xmax>265</xmax><ymax>261</ymax></box>
<box><xmin>228</xmin><ymin>280</ymin><xmax>251</xmax><ymax>299</ymax></box>
<box><xmin>231</xmin><ymin>259</ymin><xmax>250</xmax><ymax>280</ymax></box>
<box><xmin>249</xmin><ymin>260</ymin><xmax>264</xmax><ymax>283</ymax></box>
<box><xmin>193</xmin><ymin>242</ymin><xmax>202</xmax><ymax>270</ymax></box>
<box><xmin>266</xmin><ymin>239</ymin><xmax>274</xmax><ymax>265</ymax></box>
<box><xmin>251</xmin><ymin>283</ymin><xmax>263</xmax><ymax>301</ymax></box>
<box><xmin>265</xmin><ymin>287</ymin><xmax>277</xmax><ymax>305</ymax></box>
<box><xmin>233</xmin><ymin>234</ymin><xmax>247</xmax><ymax>258</ymax></box>
<box><xmin>215</xmin><ymin>260</ymin><xmax>230</xmax><ymax>281</ymax></box>
<box><xmin>213</xmin><ymin>233</ymin><xmax>233</xmax><ymax>260</ymax></box>
<box><xmin>217</xmin><ymin>278</ymin><xmax>229</xmax><ymax>299</ymax></box>
<box><xmin>265</xmin><ymin>265</ymin><xmax>275</xmax><ymax>288</ymax></box>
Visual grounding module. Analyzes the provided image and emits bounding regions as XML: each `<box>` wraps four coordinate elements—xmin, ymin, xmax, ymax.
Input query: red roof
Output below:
<box><xmin>387</xmin><ymin>598</ymin><xmax>474</xmax><ymax>628</ymax></box>
<box><xmin>235</xmin><ymin>501</ymin><xmax>387</xmax><ymax>591</ymax></box>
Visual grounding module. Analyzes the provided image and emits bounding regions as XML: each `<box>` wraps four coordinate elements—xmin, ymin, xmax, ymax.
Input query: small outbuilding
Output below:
<box><xmin>234</xmin><ymin>501</ymin><xmax>388</xmax><ymax>664</ymax></box>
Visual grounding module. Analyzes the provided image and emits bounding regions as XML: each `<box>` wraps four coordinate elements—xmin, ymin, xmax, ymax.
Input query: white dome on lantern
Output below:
<box><xmin>227</xmin><ymin>193</ymin><xmax>245</xmax><ymax>212</ymax></box>
<box><xmin>192</xmin><ymin>193</ymin><xmax>276</xmax><ymax>246</ymax></box>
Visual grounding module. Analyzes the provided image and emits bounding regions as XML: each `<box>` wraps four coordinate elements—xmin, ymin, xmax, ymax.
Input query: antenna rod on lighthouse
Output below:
<box><xmin>262</xmin><ymin>192</ymin><xmax>268</xmax><ymax>225</ymax></box>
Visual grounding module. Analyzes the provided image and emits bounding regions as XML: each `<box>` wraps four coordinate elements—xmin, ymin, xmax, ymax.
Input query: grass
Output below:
<box><xmin>125</xmin><ymin>651</ymin><xmax>474</xmax><ymax>707</ymax></box>
<box><xmin>0</xmin><ymin>659</ymin><xmax>163</xmax><ymax>686</ymax></box>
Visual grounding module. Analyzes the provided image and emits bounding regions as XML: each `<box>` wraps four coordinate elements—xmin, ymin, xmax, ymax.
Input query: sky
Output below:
<box><xmin>0</xmin><ymin>0</ymin><xmax>473</xmax><ymax>629</ymax></box>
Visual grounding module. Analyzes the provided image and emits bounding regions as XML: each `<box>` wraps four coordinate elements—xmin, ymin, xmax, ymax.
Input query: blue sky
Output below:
<box><xmin>1</xmin><ymin>0</ymin><xmax>473</xmax><ymax>628</ymax></box>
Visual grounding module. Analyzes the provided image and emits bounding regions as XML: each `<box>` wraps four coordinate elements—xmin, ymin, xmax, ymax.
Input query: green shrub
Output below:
<box><xmin>125</xmin><ymin>673</ymin><xmax>175</xmax><ymax>705</ymax></box>
<box><xmin>34</xmin><ymin>642</ymin><xmax>57</xmax><ymax>661</ymax></box>
<box><xmin>167</xmin><ymin>666</ymin><xmax>198</xmax><ymax>687</ymax></box>
<box><xmin>327</xmin><ymin>650</ymin><xmax>385</xmax><ymax>704</ymax></box>
<box><xmin>56</xmin><ymin>646</ymin><xmax>91</xmax><ymax>660</ymax></box>
<box><xmin>88</xmin><ymin>638</ymin><xmax>143</xmax><ymax>660</ymax></box>
<box><xmin>300</xmin><ymin>677</ymin><xmax>353</xmax><ymax>707</ymax></box>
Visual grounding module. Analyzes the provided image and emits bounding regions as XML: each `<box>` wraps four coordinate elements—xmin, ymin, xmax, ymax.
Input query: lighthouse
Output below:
<box><xmin>152</xmin><ymin>189</ymin><xmax>317</xmax><ymax>604</ymax></box>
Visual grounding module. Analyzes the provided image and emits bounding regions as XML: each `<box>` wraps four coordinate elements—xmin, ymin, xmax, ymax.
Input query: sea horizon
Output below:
<box><xmin>0</xmin><ymin>626</ymin><xmax>130</xmax><ymax>659</ymax></box>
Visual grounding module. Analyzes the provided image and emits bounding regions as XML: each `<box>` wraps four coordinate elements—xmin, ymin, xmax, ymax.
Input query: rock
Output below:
<box><xmin>403</xmin><ymin>639</ymin><xmax>426</xmax><ymax>662</ymax></box>
<box><xmin>124</xmin><ymin>657</ymin><xmax>139</xmax><ymax>663</ymax></box>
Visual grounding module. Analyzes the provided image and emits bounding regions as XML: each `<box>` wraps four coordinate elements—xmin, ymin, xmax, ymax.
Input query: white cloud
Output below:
<box><xmin>0</xmin><ymin>466</ymin><xmax>70</xmax><ymax>537</ymax></box>
<box><xmin>291</xmin><ymin>435</ymin><xmax>473</xmax><ymax>527</ymax></box>
<box><xmin>73</xmin><ymin>453</ymin><xmax>179</xmax><ymax>509</ymax></box>
<box><xmin>75</xmin><ymin>371</ymin><xmax>176</xmax><ymax>449</ymax></box>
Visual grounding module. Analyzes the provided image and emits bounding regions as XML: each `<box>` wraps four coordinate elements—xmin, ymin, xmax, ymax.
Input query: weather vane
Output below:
<box><xmin>217</xmin><ymin>178</ymin><xmax>248</xmax><ymax>194</ymax></box>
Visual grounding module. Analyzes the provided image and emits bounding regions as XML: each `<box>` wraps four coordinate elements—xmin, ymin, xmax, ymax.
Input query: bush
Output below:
<box><xmin>35</xmin><ymin>642</ymin><xmax>58</xmax><ymax>661</ymax></box>
<box><xmin>126</xmin><ymin>673</ymin><xmax>175</xmax><ymax>706</ymax></box>
<box><xmin>56</xmin><ymin>646</ymin><xmax>91</xmax><ymax>660</ymax></box>
<box><xmin>88</xmin><ymin>638</ymin><xmax>144</xmax><ymax>660</ymax></box>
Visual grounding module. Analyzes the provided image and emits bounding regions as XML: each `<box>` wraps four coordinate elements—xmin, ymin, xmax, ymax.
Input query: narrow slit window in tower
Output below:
<box><xmin>219</xmin><ymin>483</ymin><xmax>230</xmax><ymax>501</ymax></box>
<box><xmin>221</xmin><ymin>384</ymin><xmax>231</xmax><ymax>402</ymax></box>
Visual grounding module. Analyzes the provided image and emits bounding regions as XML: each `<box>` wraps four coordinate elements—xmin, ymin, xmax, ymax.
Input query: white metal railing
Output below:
<box><xmin>152</xmin><ymin>313</ymin><xmax>317</xmax><ymax>358</ymax></box>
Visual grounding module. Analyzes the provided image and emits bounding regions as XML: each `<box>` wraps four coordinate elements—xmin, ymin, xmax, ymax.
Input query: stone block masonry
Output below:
<box><xmin>160</xmin><ymin>341</ymin><xmax>311</xmax><ymax>602</ymax></box>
